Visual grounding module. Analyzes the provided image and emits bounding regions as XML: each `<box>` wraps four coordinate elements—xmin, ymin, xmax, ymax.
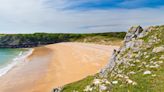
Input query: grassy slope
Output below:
<box><xmin>111</xmin><ymin>26</ymin><xmax>164</xmax><ymax>92</ymax></box>
<box><xmin>60</xmin><ymin>26</ymin><xmax>164</xmax><ymax>92</ymax></box>
<box><xmin>61</xmin><ymin>76</ymin><xmax>94</xmax><ymax>92</ymax></box>
<box><xmin>71</xmin><ymin>32</ymin><xmax>125</xmax><ymax>46</ymax></box>
<box><xmin>74</xmin><ymin>36</ymin><xmax>123</xmax><ymax>46</ymax></box>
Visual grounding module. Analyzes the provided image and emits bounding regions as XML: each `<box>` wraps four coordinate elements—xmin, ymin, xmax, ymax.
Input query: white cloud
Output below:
<box><xmin>0</xmin><ymin>0</ymin><xmax>164</xmax><ymax>33</ymax></box>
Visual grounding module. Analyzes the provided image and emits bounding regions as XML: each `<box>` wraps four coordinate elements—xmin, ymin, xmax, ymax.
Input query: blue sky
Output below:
<box><xmin>0</xmin><ymin>0</ymin><xmax>164</xmax><ymax>33</ymax></box>
<box><xmin>66</xmin><ymin>0</ymin><xmax>164</xmax><ymax>9</ymax></box>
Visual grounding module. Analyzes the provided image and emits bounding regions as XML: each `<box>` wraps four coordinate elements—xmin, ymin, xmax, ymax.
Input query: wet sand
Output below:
<box><xmin>0</xmin><ymin>42</ymin><xmax>119</xmax><ymax>92</ymax></box>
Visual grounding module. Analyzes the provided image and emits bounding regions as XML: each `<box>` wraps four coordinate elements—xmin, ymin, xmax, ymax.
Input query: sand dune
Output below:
<box><xmin>0</xmin><ymin>42</ymin><xmax>118</xmax><ymax>92</ymax></box>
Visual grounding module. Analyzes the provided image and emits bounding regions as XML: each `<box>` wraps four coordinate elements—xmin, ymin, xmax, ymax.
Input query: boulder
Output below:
<box><xmin>53</xmin><ymin>88</ymin><xmax>62</xmax><ymax>92</ymax></box>
<box><xmin>143</xmin><ymin>70</ymin><xmax>152</xmax><ymax>75</ymax></box>
<box><xmin>152</xmin><ymin>46</ymin><xmax>164</xmax><ymax>53</ymax></box>
<box><xmin>99</xmin><ymin>85</ymin><xmax>107</xmax><ymax>91</ymax></box>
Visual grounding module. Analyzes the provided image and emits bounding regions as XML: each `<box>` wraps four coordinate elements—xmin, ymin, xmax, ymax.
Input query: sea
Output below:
<box><xmin>0</xmin><ymin>48</ymin><xmax>32</xmax><ymax>77</ymax></box>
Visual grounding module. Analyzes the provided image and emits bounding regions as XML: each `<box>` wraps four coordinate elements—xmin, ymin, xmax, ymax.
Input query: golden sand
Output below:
<box><xmin>0</xmin><ymin>42</ymin><xmax>118</xmax><ymax>92</ymax></box>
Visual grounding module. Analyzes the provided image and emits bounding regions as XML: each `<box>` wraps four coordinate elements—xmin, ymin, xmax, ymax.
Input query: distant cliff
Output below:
<box><xmin>0</xmin><ymin>32</ymin><xmax>126</xmax><ymax>48</ymax></box>
<box><xmin>56</xmin><ymin>25</ymin><xmax>164</xmax><ymax>92</ymax></box>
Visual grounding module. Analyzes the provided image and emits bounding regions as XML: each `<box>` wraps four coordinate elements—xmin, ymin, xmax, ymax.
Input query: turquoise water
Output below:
<box><xmin>0</xmin><ymin>48</ymin><xmax>31</xmax><ymax>76</ymax></box>
<box><xmin>0</xmin><ymin>49</ymin><xmax>22</xmax><ymax>67</ymax></box>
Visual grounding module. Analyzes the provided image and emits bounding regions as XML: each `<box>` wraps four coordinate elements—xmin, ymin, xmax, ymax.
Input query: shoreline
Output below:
<box><xmin>0</xmin><ymin>42</ymin><xmax>119</xmax><ymax>92</ymax></box>
<box><xmin>0</xmin><ymin>48</ymin><xmax>33</xmax><ymax>77</ymax></box>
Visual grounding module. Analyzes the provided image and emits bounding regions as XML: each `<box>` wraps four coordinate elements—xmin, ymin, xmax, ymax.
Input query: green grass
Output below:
<box><xmin>112</xmin><ymin>52</ymin><xmax>164</xmax><ymax>92</ymax></box>
<box><xmin>111</xmin><ymin>26</ymin><xmax>164</xmax><ymax>92</ymax></box>
<box><xmin>61</xmin><ymin>76</ymin><xmax>94</xmax><ymax>92</ymax></box>
<box><xmin>74</xmin><ymin>36</ymin><xmax>123</xmax><ymax>46</ymax></box>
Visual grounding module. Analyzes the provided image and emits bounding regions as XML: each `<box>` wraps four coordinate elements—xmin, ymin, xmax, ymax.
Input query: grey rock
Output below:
<box><xmin>99</xmin><ymin>49</ymin><xmax>118</xmax><ymax>77</ymax></box>
<box><xmin>124</xmin><ymin>26</ymin><xmax>143</xmax><ymax>43</ymax></box>
<box><xmin>160</xmin><ymin>55</ymin><xmax>164</xmax><ymax>59</ymax></box>
<box><xmin>152</xmin><ymin>46</ymin><xmax>164</xmax><ymax>53</ymax></box>
<box><xmin>53</xmin><ymin>88</ymin><xmax>62</xmax><ymax>92</ymax></box>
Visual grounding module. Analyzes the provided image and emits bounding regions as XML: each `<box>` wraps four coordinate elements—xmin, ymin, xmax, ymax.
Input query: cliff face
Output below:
<box><xmin>0</xmin><ymin>34</ymin><xmax>68</xmax><ymax>48</ymax></box>
<box><xmin>99</xmin><ymin>25</ymin><xmax>146</xmax><ymax>77</ymax></box>
<box><xmin>0</xmin><ymin>33</ymin><xmax>125</xmax><ymax>48</ymax></box>
<box><xmin>0</xmin><ymin>35</ymin><xmax>52</xmax><ymax>48</ymax></box>
<box><xmin>100</xmin><ymin>25</ymin><xmax>164</xmax><ymax>77</ymax></box>
<box><xmin>57</xmin><ymin>25</ymin><xmax>164</xmax><ymax>92</ymax></box>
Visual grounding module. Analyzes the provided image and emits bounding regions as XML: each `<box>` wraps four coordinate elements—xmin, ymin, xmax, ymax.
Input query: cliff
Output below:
<box><xmin>0</xmin><ymin>32</ymin><xmax>125</xmax><ymax>48</ymax></box>
<box><xmin>56</xmin><ymin>25</ymin><xmax>164</xmax><ymax>92</ymax></box>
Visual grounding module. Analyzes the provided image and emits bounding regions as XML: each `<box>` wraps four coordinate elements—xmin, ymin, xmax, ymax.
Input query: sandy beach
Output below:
<box><xmin>0</xmin><ymin>42</ymin><xmax>119</xmax><ymax>92</ymax></box>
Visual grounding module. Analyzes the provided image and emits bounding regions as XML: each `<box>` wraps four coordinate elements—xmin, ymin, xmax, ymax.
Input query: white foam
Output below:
<box><xmin>0</xmin><ymin>49</ymin><xmax>33</xmax><ymax>77</ymax></box>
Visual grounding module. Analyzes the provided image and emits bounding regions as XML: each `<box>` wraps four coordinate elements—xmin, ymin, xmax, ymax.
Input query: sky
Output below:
<box><xmin>0</xmin><ymin>0</ymin><xmax>164</xmax><ymax>33</ymax></box>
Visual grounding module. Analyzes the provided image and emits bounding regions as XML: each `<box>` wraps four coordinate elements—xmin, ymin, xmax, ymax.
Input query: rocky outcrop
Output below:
<box><xmin>100</xmin><ymin>25</ymin><xmax>146</xmax><ymax>77</ymax></box>
<box><xmin>124</xmin><ymin>25</ymin><xmax>143</xmax><ymax>43</ymax></box>
<box><xmin>80</xmin><ymin>25</ymin><xmax>164</xmax><ymax>92</ymax></box>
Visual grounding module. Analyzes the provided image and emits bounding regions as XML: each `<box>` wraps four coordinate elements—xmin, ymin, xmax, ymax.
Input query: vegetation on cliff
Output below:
<box><xmin>0</xmin><ymin>32</ymin><xmax>125</xmax><ymax>48</ymax></box>
<box><xmin>56</xmin><ymin>25</ymin><xmax>164</xmax><ymax>92</ymax></box>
